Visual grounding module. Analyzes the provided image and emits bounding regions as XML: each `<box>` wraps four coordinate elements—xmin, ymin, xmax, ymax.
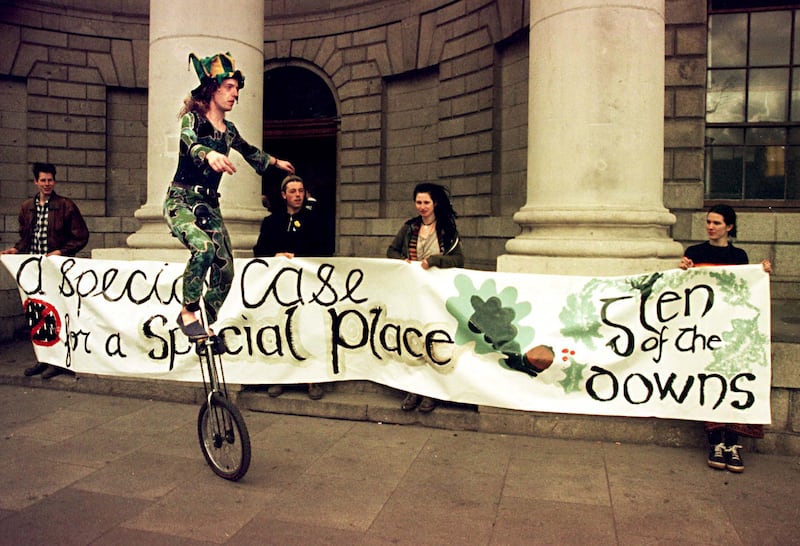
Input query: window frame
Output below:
<box><xmin>705</xmin><ymin>2</ymin><xmax>800</xmax><ymax>208</ymax></box>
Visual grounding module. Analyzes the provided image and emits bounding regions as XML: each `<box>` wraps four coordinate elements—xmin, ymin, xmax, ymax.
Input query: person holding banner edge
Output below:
<box><xmin>2</xmin><ymin>162</ymin><xmax>89</xmax><ymax>379</ymax></box>
<box><xmin>387</xmin><ymin>182</ymin><xmax>464</xmax><ymax>413</ymax></box>
<box><xmin>164</xmin><ymin>52</ymin><xmax>295</xmax><ymax>341</ymax></box>
<box><xmin>679</xmin><ymin>204</ymin><xmax>772</xmax><ymax>473</ymax></box>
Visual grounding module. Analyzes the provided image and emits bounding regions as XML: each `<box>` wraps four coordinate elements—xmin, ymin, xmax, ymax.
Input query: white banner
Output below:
<box><xmin>1</xmin><ymin>255</ymin><xmax>771</xmax><ymax>423</ymax></box>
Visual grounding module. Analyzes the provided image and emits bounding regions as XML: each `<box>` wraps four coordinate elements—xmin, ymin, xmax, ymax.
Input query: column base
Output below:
<box><xmin>92</xmin><ymin>247</ymin><xmax>188</xmax><ymax>262</ymax></box>
<box><xmin>125</xmin><ymin>204</ymin><xmax>264</xmax><ymax>254</ymax></box>
<box><xmin>500</xmin><ymin>206</ymin><xmax>685</xmax><ymax>276</ymax></box>
<box><xmin>92</xmin><ymin>247</ymin><xmax>255</xmax><ymax>261</ymax></box>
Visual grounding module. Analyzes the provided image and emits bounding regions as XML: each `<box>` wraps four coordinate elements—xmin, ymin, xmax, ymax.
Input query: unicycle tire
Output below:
<box><xmin>197</xmin><ymin>392</ymin><xmax>251</xmax><ymax>481</ymax></box>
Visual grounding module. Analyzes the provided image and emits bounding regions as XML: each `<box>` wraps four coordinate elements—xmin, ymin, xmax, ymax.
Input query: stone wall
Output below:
<box><xmin>0</xmin><ymin>3</ymin><xmax>148</xmax><ymax>257</ymax></box>
<box><xmin>2</xmin><ymin>0</ymin><xmax>797</xmax><ymax>285</ymax></box>
<box><xmin>663</xmin><ymin>0</ymin><xmax>707</xmax><ymax>222</ymax></box>
<box><xmin>0</xmin><ymin>3</ymin><xmax>149</xmax><ymax>337</ymax></box>
<box><xmin>264</xmin><ymin>1</ymin><xmax>531</xmax><ymax>269</ymax></box>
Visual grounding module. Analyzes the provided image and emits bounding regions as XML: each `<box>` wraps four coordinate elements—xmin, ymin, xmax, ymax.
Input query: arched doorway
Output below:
<box><xmin>262</xmin><ymin>66</ymin><xmax>339</xmax><ymax>255</ymax></box>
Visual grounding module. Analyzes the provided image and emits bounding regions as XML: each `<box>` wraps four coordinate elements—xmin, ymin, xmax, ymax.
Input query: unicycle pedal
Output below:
<box><xmin>195</xmin><ymin>334</ymin><xmax>225</xmax><ymax>356</ymax></box>
<box><xmin>208</xmin><ymin>334</ymin><xmax>226</xmax><ymax>355</ymax></box>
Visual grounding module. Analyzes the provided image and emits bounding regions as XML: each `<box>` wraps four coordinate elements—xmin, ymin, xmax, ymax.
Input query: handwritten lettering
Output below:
<box><xmin>602</xmin><ymin>284</ymin><xmax>722</xmax><ymax>363</ymax></box>
<box><xmin>328</xmin><ymin>305</ymin><xmax>453</xmax><ymax>374</ymax></box>
<box><xmin>241</xmin><ymin>260</ymin><xmax>367</xmax><ymax>309</ymax></box>
<box><xmin>586</xmin><ymin>366</ymin><xmax>755</xmax><ymax>410</ymax></box>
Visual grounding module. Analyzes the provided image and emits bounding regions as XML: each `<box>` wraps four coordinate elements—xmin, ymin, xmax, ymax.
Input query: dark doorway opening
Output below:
<box><xmin>263</xmin><ymin>67</ymin><xmax>338</xmax><ymax>255</ymax></box>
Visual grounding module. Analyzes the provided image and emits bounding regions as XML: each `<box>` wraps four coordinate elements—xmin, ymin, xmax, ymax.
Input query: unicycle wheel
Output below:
<box><xmin>197</xmin><ymin>392</ymin><xmax>251</xmax><ymax>481</ymax></box>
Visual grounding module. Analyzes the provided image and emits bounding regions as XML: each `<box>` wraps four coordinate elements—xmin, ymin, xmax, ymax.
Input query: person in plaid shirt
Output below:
<box><xmin>2</xmin><ymin>162</ymin><xmax>89</xmax><ymax>378</ymax></box>
<box><xmin>2</xmin><ymin>162</ymin><xmax>88</xmax><ymax>258</ymax></box>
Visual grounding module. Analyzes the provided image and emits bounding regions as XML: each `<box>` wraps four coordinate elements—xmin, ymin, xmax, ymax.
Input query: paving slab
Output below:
<box><xmin>0</xmin><ymin>383</ymin><xmax>798</xmax><ymax>544</ymax></box>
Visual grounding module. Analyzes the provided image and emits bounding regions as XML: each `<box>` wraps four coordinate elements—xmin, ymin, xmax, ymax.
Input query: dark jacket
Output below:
<box><xmin>387</xmin><ymin>216</ymin><xmax>464</xmax><ymax>268</ymax></box>
<box><xmin>14</xmin><ymin>192</ymin><xmax>89</xmax><ymax>256</ymax></box>
<box><xmin>253</xmin><ymin>207</ymin><xmax>327</xmax><ymax>257</ymax></box>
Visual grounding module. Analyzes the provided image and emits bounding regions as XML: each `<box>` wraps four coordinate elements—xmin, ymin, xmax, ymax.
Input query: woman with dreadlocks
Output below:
<box><xmin>387</xmin><ymin>182</ymin><xmax>464</xmax><ymax>412</ymax></box>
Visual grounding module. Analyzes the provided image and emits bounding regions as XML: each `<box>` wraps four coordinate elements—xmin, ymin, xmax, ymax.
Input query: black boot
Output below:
<box><xmin>23</xmin><ymin>362</ymin><xmax>48</xmax><ymax>377</ymax></box>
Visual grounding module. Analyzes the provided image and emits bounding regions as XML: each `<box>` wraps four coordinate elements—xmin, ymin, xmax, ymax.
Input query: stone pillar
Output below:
<box><xmin>497</xmin><ymin>0</ymin><xmax>683</xmax><ymax>276</ymax></box>
<box><xmin>112</xmin><ymin>0</ymin><xmax>265</xmax><ymax>260</ymax></box>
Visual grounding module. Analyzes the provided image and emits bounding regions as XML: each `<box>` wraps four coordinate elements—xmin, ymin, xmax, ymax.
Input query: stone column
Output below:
<box><xmin>497</xmin><ymin>0</ymin><xmax>683</xmax><ymax>276</ymax></box>
<box><xmin>109</xmin><ymin>0</ymin><xmax>265</xmax><ymax>260</ymax></box>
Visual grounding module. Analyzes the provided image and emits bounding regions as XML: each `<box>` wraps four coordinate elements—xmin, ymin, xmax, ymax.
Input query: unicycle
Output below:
<box><xmin>194</xmin><ymin>331</ymin><xmax>251</xmax><ymax>481</ymax></box>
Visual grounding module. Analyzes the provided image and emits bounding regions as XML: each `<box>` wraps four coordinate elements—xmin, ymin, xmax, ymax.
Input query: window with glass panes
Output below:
<box><xmin>706</xmin><ymin>1</ymin><xmax>800</xmax><ymax>204</ymax></box>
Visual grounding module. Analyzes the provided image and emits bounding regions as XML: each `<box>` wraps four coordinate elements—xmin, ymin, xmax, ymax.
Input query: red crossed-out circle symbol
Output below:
<box><xmin>23</xmin><ymin>298</ymin><xmax>61</xmax><ymax>347</ymax></box>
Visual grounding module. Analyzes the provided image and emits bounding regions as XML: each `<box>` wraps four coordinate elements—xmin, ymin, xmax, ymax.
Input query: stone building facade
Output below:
<box><xmin>0</xmin><ymin>1</ymin><xmax>798</xmax><ymax>449</ymax></box>
<box><xmin>1</xmin><ymin>1</ymin><xmax>797</xmax><ymax>282</ymax></box>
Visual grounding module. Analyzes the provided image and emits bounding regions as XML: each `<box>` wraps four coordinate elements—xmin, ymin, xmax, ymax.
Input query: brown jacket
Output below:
<box><xmin>14</xmin><ymin>192</ymin><xmax>89</xmax><ymax>256</ymax></box>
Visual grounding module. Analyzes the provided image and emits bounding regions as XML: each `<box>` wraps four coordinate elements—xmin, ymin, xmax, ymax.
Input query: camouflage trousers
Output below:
<box><xmin>163</xmin><ymin>185</ymin><xmax>233</xmax><ymax>325</ymax></box>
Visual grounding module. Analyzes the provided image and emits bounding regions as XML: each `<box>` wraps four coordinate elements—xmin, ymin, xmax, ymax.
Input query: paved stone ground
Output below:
<box><xmin>0</xmin><ymin>381</ymin><xmax>798</xmax><ymax>545</ymax></box>
<box><xmin>0</xmin><ymin>300</ymin><xmax>797</xmax><ymax>544</ymax></box>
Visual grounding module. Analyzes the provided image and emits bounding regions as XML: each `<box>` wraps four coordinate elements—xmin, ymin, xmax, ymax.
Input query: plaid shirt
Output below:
<box><xmin>30</xmin><ymin>199</ymin><xmax>49</xmax><ymax>254</ymax></box>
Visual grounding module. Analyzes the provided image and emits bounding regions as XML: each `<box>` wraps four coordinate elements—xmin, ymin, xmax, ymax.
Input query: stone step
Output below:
<box><xmin>1</xmin><ymin>337</ymin><xmax>797</xmax><ymax>455</ymax></box>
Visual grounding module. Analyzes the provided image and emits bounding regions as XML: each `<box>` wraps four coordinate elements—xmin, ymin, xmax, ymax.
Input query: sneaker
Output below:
<box><xmin>724</xmin><ymin>445</ymin><xmax>744</xmax><ymax>473</ymax></box>
<box><xmin>707</xmin><ymin>442</ymin><xmax>726</xmax><ymax>470</ymax></box>
<box><xmin>267</xmin><ymin>385</ymin><xmax>284</xmax><ymax>397</ymax></box>
<box><xmin>208</xmin><ymin>335</ymin><xmax>226</xmax><ymax>355</ymax></box>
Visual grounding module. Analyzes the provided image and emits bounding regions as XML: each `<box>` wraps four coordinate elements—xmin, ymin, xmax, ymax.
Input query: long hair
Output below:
<box><xmin>178</xmin><ymin>80</ymin><xmax>219</xmax><ymax>117</ymax></box>
<box><xmin>413</xmin><ymin>182</ymin><xmax>458</xmax><ymax>232</ymax></box>
<box><xmin>708</xmin><ymin>204</ymin><xmax>737</xmax><ymax>238</ymax></box>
